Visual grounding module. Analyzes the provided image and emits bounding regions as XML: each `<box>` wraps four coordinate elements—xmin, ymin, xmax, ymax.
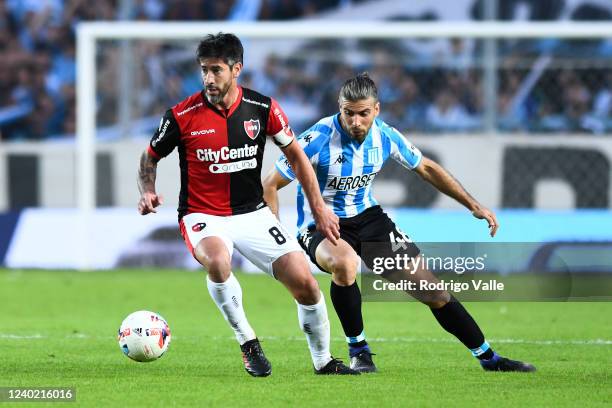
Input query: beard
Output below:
<box><xmin>205</xmin><ymin>82</ymin><xmax>231</xmax><ymax>105</ymax></box>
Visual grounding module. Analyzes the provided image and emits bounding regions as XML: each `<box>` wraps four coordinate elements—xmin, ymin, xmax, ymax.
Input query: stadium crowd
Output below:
<box><xmin>0</xmin><ymin>0</ymin><xmax>611</xmax><ymax>140</ymax></box>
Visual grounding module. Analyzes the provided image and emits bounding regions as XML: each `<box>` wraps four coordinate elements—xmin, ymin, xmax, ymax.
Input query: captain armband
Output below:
<box><xmin>271</xmin><ymin>127</ymin><xmax>295</xmax><ymax>148</ymax></box>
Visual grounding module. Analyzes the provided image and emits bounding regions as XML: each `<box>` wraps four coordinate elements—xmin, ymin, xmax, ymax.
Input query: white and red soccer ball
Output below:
<box><xmin>118</xmin><ymin>311</ymin><xmax>171</xmax><ymax>362</ymax></box>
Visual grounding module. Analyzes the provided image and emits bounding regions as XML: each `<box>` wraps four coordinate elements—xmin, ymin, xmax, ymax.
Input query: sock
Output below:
<box><xmin>430</xmin><ymin>297</ymin><xmax>495</xmax><ymax>360</ymax></box>
<box><xmin>479</xmin><ymin>350</ymin><xmax>500</xmax><ymax>365</ymax></box>
<box><xmin>206</xmin><ymin>272</ymin><xmax>256</xmax><ymax>345</ymax></box>
<box><xmin>330</xmin><ymin>281</ymin><xmax>368</xmax><ymax>353</ymax></box>
<box><xmin>296</xmin><ymin>292</ymin><xmax>332</xmax><ymax>370</ymax></box>
<box><xmin>349</xmin><ymin>343</ymin><xmax>370</xmax><ymax>358</ymax></box>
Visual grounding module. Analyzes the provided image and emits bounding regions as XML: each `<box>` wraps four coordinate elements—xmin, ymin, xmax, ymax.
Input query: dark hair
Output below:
<box><xmin>196</xmin><ymin>32</ymin><xmax>243</xmax><ymax>66</ymax></box>
<box><xmin>339</xmin><ymin>72</ymin><xmax>378</xmax><ymax>102</ymax></box>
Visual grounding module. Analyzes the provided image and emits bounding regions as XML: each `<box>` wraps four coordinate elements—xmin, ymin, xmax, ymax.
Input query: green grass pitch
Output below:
<box><xmin>1</xmin><ymin>269</ymin><xmax>610</xmax><ymax>407</ymax></box>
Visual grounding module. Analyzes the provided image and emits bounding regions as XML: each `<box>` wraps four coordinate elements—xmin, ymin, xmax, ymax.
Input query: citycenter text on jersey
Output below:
<box><xmin>196</xmin><ymin>144</ymin><xmax>258</xmax><ymax>162</ymax></box>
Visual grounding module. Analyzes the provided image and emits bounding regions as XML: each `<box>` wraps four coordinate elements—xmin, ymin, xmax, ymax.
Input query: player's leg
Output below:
<box><xmin>371</xmin><ymin>210</ymin><xmax>535</xmax><ymax>372</ymax></box>
<box><xmin>309</xmin><ymin>231</ymin><xmax>376</xmax><ymax>373</ymax></box>
<box><xmin>359</xmin><ymin>206</ymin><xmax>533</xmax><ymax>372</ymax></box>
<box><xmin>272</xmin><ymin>252</ymin><xmax>356</xmax><ymax>375</ymax></box>
<box><xmin>180</xmin><ymin>214</ymin><xmax>269</xmax><ymax>377</ymax></box>
<box><xmin>233</xmin><ymin>208</ymin><xmax>358</xmax><ymax>375</ymax></box>
<box><xmin>395</xmin><ymin>261</ymin><xmax>536</xmax><ymax>372</ymax></box>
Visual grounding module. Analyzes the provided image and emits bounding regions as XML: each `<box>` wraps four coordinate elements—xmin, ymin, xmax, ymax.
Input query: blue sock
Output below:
<box><xmin>349</xmin><ymin>343</ymin><xmax>370</xmax><ymax>357</ymax></box>
<box><xmin>470</xmin><ymin>341</ymin><xmax>495</xmax><ymax>360</ymax></box>
<box><xmin>479</xmin><ymin>352</ymin><xmax>501</xmax><ymax>368</ymax></box>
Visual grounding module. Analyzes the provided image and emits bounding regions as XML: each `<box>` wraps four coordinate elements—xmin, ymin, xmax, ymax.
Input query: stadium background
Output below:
<box><xmin>0</xmin><ymin>0</ymin><xmax>611</xmax><ymax>271</ymax></box>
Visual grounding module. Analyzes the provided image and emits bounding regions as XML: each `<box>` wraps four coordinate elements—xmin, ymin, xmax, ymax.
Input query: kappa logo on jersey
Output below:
<box><xmin>334</xmin><ymin>154</ymin><xmax>347</xmax><ymax>164</ymax></box>
<box><xmin>192</xmin><ymin>222</ymin><xmax>206</xmax><ymax>232</ymax></box>
<box><xmin>302</xmin><ymin>134</ymin><xmax>313</xmax><ymax>144</ymax></box>
<box><xmin>244</xmin><ymin>119</ymin><xmax>261</xmax><ymax>140</ymax></box>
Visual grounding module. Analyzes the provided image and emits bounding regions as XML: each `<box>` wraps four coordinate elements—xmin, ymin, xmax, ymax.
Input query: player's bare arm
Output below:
<box><xmin>281</xmin><ymin>140</ymin><xmax>340</xmax><ymax>244</ymax></box>
<box><xmin>414</xmin><ymin>156</ymin><xmax>499</xmax><ymax>237</ymax></box>
<box><xmin>262</xmin><ymin>168</ymin><xmax>292</xmax><ymax>219</ymax></box>
<box><xmin>137</xmin><ymin>150</ymin><xmax>164</xmax><ymax>215</ymax></box>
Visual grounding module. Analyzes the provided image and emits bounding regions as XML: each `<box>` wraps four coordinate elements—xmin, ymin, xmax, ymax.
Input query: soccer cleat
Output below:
<box><xmin>480</xmin><ymin>353</ymin><xmax>536</xmax><ymax>372</ymax></box>
<box><xmin>350</xmin><ymin>350</ymin><xmax>377</xmax><ymax>373</ymax></box>
<box><xmin>240</xmin><ymin>338</ymin><xmax>272</xmax><ymax>377</ymax></box>
<box><xmin>314</xmin><ymin>358</ymin><xmax>361</xmax><ymax>375</ymax></box>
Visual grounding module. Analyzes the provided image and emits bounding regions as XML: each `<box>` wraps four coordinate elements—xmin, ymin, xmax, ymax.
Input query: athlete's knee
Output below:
<box><xmin>196</xmin><ymin>250</ymin><xmax>231</xmax><ymax>282</ymax></box>
<box><xmin>328</xmin><ymin>254</ymin><xmax>359</xmax><ymax>285</ymax></box>
<box><xmin>292</xmin><ymin>275</ymin><xmax>321</xmax><ymax>305</ymax></box>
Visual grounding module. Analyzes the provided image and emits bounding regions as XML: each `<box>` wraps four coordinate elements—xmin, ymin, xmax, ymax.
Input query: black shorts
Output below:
<box><xmin>297</xmin><ymin>206</ymin><xmax>420</xmax><ymax>272</ymax></box>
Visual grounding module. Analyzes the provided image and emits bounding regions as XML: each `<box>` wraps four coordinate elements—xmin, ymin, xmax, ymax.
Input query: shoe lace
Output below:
<box><xmin>355</xmin><ymin>350</ymin><xmax>376</xmax><ymax>361</ymax></box>
<box><xmin>329</xmin><ymin>357</ymin><xmax>348</xmax><ymax>372</ymax></box>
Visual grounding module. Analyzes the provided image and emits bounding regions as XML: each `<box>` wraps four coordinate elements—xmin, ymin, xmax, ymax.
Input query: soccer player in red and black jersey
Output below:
<box><xmin>137</xmin><ymin>33</ymin><xmax>358</xmax><ymax>376</ymax></box>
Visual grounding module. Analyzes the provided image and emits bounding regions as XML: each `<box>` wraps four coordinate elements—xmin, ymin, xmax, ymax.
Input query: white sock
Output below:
<box><xmin>206</xmin><ymin>272</ymin><xmax>256</xmax><ymax>345</ymax></box>
<box><xmin>297</xmin><ymin>292</ymin><xmax>332</xmax><ymax>370</ymax></box>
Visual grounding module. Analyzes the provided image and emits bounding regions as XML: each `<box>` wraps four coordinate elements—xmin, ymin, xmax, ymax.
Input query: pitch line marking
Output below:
<box><xmin>1</xmin><ymin>334</ymin><xmax>610</xmax><ymax>345</ymax></box>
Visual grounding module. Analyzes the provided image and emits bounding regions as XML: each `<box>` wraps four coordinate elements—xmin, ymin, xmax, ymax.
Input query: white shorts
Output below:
<box><xmin>179</xmin><ymin>207</ymin><xmax>303</xmax><ymax>276</ymax></box>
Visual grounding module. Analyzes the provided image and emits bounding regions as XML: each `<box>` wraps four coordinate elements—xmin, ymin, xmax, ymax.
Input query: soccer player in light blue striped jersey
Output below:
<box><xmin>263</xmin><ymin>73</ymin><xmax>535</xmax><ymax>373</ymax></box>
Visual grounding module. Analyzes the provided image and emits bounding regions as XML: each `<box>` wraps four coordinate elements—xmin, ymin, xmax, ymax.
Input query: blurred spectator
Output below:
<box><xmin>1</xmin><ymin>0</ymin><xmax>612</xmax><ymax>141</ymax></box>
<box><xmin>251</xmin><ymin>54</ymin><xmax>283</xmax><ymax>97</ymax></box>
<box><xmin>593</xmin><ymin>72</ymin><xmax>612</xmax><ymax>120</ymax></box>
<box><xmin>425</xmin><ymin>89</ymin><xmax>480</xmax><ymax>132</ymax></box>
<box><xmin>497</xmin><ymin>71</ymin><xmax>528</xmax><ymax>131</ymax></box>
<box><xmin>379</xmin><ymin>74</ymin><xmax>426</xmax><ymax>131</ymax></box>
<box><xmin>435</xmin><ymin>38</ymin><xmax>474</xmax><ymax>72</ymax></box>
<box><xmin>133</xmin><ymin>0</ymin><xmax>165</xmax><ymax>20</ymax></box>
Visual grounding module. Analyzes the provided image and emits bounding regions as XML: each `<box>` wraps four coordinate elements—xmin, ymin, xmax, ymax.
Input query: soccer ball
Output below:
<box><xmin>117</xmin><ymin>310</ymin><xmax>171</xmax><ymax>362</ymax></box>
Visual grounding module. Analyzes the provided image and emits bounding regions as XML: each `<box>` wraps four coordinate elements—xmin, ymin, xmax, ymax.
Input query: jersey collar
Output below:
<box><xmin>202</xmin><ymin>86</ymin><xmax>243</xmax><ymax>118</ymax></box>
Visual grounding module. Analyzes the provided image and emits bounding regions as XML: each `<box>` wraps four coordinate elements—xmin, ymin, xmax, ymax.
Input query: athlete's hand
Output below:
<box><xmin>313</xmin><ymin>206</ymin><xmax>340</xmax><ymax>245</ymax></box>
<box><xmin>472</xmin><ymin>206</ymin><xmax>499</xmax><ymax>237</ymax></box>
<box><xmin>138</xmin><ymin>191</ymin><xmax>164</xmax><ymax>215</ymax></box>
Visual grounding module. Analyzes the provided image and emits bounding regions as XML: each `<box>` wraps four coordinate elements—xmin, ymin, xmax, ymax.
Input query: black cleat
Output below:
<box><xmin>240</xmin><ymin>338</ymin><xmax>272</xmax><ymax>377</ymax></box>
<box><xmin>314</xmin><ymin>358</ymin><xmax>360</xmax><ymax>375</ymax></box>
<box><xmin>350</xmin><ymin>350</ymin><xmax>377</xmax><ymax>373</ymax></box>
<box><xmin>480</xmin><ymin>353</ymin><xmax>536</xmax><ymax>372</ymax></box>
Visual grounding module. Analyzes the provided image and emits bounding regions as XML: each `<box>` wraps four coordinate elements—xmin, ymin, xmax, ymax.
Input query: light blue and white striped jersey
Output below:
<box><xmin>275</xmin><ymin>114</ymin><xmax>423</xmax><ymax>233</ymax></box>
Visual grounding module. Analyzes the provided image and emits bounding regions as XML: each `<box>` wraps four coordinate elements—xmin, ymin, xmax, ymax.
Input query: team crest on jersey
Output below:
<box><xmin>366</xmin><ymin>147</ymin><xmax>382</xmax><ymax>165</ymax></box>
<box><xmin>243</xmin><ymin>119</ymin><xmax>261</xmax><ymax>140</ymax></box>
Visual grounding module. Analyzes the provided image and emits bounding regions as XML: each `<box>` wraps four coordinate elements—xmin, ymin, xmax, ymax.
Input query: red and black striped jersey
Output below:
<box><xmin>148</xmin><ymin>86</ymin><xmax>294</xmax><ymax>218</ymax></box>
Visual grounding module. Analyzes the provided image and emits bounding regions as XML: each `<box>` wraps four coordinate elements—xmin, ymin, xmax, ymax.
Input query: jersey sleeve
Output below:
<box><xmin>274</xmin><ymin>124</ymin><xmax>329</xmax><ymax>181</ymax></box>
<box><xmin>266</xmin><ymin>98</ymin><xmax>295</xmax><ymax>148</ymax></box>
<box><xmin>275</xmin><ymin>154</ymin><xmax>296</xmax><ymax>181</ymax></box>
<box><xmin>148</xmin><ymin>109</ymin><xmax>180</xmax><ymax>160</ymax></box>
<box><xmin>387</xmin><ymin>126</ymin><xmax>423</xmax><ymax>170</ymax></box>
